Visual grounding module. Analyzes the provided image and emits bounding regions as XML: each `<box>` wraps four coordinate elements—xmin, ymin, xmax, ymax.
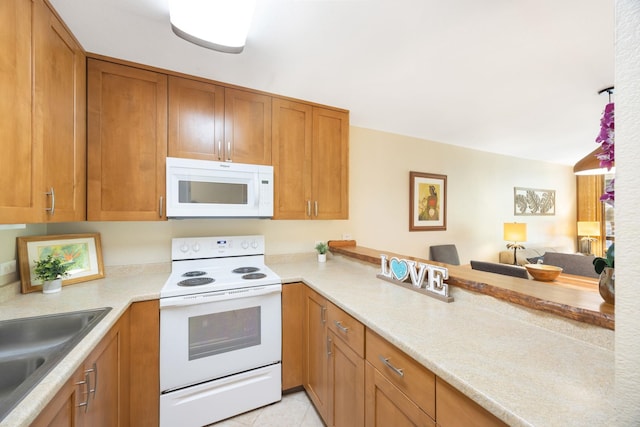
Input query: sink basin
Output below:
<box><xmin>0</xmin><ymin>307</ymin><xmax>112</xmax><ymax>421</ymax></box>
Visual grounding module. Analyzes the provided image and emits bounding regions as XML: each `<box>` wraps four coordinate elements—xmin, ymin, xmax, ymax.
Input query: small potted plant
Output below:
<box><xmin>593</xmin><ymin>244</ymin><xmax>615</xmax><ymax>304</ymax></box>
<box><xmin>315</xmin><ymin>242</ymin><xmax>329</xmax><ymax>263</ymax></box>
<box><xmin>33</xmin><ymin>254</ymin><xmax>73</xmax><ymax>294</ymax></box>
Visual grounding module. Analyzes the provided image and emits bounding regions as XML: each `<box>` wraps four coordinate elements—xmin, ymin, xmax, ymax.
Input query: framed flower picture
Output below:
<box><xmin>17</xmin><ymin>233</ymin><xmax>105</xmax><ymax>293</ymax></box>
<box><xmin>409</xmin><ymin>172</ymin><xmax>447</xmax><ymax>231</ymax></box>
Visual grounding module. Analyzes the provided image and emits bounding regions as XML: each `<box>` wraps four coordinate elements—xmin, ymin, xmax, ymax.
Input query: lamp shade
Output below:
<box><xmin>574</xmin><ymin>146</ymin><xmax>616</xmax><ymax>175</ymax></box>
<box><xmin>577</xmin><ymin>221</ymin><xmax>601</xmax><ymax>237</ymax></box>
<box><xmin>504</xmin><ymin>223</ymin><xmax>527</xmax><ymax>242</ymax></box>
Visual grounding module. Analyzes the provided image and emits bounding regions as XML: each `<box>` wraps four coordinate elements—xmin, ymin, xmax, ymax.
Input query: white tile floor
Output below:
<box><xmin>210</xmin><ymin>391</ymin><xmax>325</xmax><ymax>427</ymax></box>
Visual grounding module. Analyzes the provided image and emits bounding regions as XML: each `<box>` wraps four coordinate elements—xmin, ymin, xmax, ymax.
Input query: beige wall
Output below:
<box><xmin>9</xmin><ymin>126</ymin><xmax>575</xmax><ymax>267</ymax></box>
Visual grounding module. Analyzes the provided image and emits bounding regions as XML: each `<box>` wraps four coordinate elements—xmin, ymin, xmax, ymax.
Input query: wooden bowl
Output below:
<box><xmin>524</xmin><ymin>264</ymin><xmax>563</xmax><ymax>282</ymax></box>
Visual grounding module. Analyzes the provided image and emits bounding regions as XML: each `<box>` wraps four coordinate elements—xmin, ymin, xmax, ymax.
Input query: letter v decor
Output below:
<box><xmin>378</xmin><ymin>255</ymin><xmax>454</xmax><ymax>303</ymax></box>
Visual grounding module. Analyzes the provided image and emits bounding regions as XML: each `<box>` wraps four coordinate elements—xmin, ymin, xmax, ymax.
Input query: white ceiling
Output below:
<box><xmin>49</xmin><ymin>0</ymin><xmax>614</xmax><ymax>166</ymax></box>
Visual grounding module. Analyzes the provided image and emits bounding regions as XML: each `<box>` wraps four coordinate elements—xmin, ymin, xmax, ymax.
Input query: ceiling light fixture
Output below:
<box><xmin>169</xmin><ymin>0</ymin><xmax>256</xmax><ymax>54</ymax></box>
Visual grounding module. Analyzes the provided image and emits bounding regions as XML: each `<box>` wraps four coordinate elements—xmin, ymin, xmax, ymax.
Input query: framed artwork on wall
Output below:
<box><xmin>409</xmin><ymin>171</ymin><xmax>447</xmax><ymax>231</ymax></box>
<box><xmin>514</xmin><ymin>187</ymin><xmax>556</xmax><ymax>216</ymax></box>
<box><xmin>17</xmin><ymin>233</ymin><xmax>105</xmax><ymax>293</ymax></box>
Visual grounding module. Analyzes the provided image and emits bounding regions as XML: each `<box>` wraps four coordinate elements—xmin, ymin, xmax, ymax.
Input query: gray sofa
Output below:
<box><xmin>541</xmin><ymin>252</ymin><xmax>598</xmax><ymax>278</ymax></box>
<box><xmin>498</xmin><ymin>246</ymin><xmax>560</xmax><ymax>266</ymax></box>
<box><xmin>499</xmin><ymin>248</ymin><xmax>599</xmax><ymax>279</ymax></box>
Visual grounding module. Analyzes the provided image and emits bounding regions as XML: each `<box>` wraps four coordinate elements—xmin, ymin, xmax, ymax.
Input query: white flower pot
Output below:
<box><xmin>317</xmin><ymin>253</ymin><xmax>327</xmax><ymax>263</ymax></box>
<box><xmin>42</xmin><ymin>278</ymin><xmax>62</xmax><ymax>294</ymax></box>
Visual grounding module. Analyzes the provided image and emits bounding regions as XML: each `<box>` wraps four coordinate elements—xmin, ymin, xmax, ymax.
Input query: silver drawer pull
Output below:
<box><xmin>327</xmin><ymin>336</ymin><xmax>332</xmax><ymax>356</ymax></box>
<box><xmin>379</xmin><ymin>355</ymin><xmax>404</xmax><ymax>377</ymax></box>
<box><xmin>334</xmin><ymin>320</ymin><xmax>349</xmax><ymax>334</ymax></box>
<box><xmin>75</xmin><ymin>372</ymin><xmax>91</xmax><ymax>412</ymax></box>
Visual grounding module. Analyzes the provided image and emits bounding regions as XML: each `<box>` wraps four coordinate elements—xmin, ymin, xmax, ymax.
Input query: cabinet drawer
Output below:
<box><xmin>327</xmin><ymin>301</ymin><xmax>365</xmax><ymax>357</ymax></box>
<box><xmin>365</xmin><ymin>362</ymin><xmax>435</xmax><ymax>427</ymax></box>
<box><xmin>365</xmin><ymin>329</ymin><xmax>435</xmax><ymax>418</ymax></box>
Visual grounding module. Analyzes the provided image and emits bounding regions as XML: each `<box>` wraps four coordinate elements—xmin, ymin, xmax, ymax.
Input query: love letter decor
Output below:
<box><xmin>377</xmin><ymin>255</ymin><xmax>454</xmax><ymax>303</ymax></box>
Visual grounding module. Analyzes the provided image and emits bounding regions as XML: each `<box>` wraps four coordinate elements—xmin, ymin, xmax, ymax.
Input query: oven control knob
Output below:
<box><xmin>180</xmin><ymin>243</ymin><xmax>189</xmax><ymax>253</ymax></box>
<box><xmin>241</xmin><ymin>240</ymin><xmax>249</xmax><ymax>249</ymax></box>
<box><xmin>251</xmin><ymin>240</ymin><xmax>259</xmax><ymax>249</ymax></box>
<box><xmin>192</xmin><ymin>243</ymin><xmax>200</xmax><ymax>252</ymax></box>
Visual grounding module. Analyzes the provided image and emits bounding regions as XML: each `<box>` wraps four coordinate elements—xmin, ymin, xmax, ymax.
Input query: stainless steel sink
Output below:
<box><xmin>0</xmin><ymin>307</ymin><xmax>112</xmax><ymax>421</ymax></box>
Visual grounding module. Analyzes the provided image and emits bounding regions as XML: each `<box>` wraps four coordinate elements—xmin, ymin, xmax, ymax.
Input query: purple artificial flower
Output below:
<box><xmin>595</xmin><ymin>102</ymin><xmax>615</xmax><ymax>204</ymax></box>
<box><xmin>600</xmin><ymin>178</ymin><xmax>615</xmax><ymax>207</ymax></box>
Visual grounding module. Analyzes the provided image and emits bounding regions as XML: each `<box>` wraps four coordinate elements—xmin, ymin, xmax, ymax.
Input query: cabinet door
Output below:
<box><xmin>77</xmin><ymin>308</ymin><xmax>130</xmax><ymax>427</ymax></box>
<box><xmin>272</xmin><ymin>98</ymin><xmax>313</xmax><ymax>219</ymax></box>
<box><xmin>435</xmin><ymin>378</ymin><xmax>508</xmax><ymax>427</ymax></box>
<box><xmin>129</xmin><ymin>300</ymin><xmax>159</xmax><ymax>427</ymax></box>
<box><xmin>282</xmin><ymin>282</ymin><xmax>305</xmax><ymax>390</ymax></box>
<box><xmin>30</xmin><ymin>367</ymin><xmax>83</xmax><ymax>427</ymax></box>
<box><xmin>168</xmin><ymin>76</ymin><xmax>224</xmax><ymax>161</ymax></box>
<box><xmin>34</xmin><ymin>0</ymin><xmax>86</xmax><ymax>222</ymax></box>
<box><xmin>224</xmin><ymin>88</ymin><xmax>272</xmax><ymax>165</ymax></box>
<box><xmin>312</xmin><ymin>108</ymin><xmax>349</xmax><ymax>220</ymax></box>
<box><xmin>87</xmin><ymin>59</ymin><xmax>167</xmax><ymax>221</ymax></box>
<box><xmin>328</xmin><ymin>331</ymin><xmax>365</xmax><ymax>427</ymax></box>
<box><xmin>304</xmin><ymin>287</ymin><xmax>329</xmax><ymax>423</ymax></box>
<box><xmin>0</xmin><ymin>0</ymin><xmax>40</xmax><ymax>223</ymax></box>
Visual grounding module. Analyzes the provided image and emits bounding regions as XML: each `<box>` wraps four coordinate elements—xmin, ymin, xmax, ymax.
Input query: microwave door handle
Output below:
<box><xmin>160</xmin><ymin>284</ymin><xmax>282</xmax><ymax>308</ymax></box>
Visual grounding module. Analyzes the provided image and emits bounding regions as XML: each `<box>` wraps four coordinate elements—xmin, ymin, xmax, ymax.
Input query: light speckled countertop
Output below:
<box><xmin>270</xmin><ymin>255</ymin><xmax>614</xmax><ymax>427</ymax></box>
<box><xmin>0</xmin><ymin>256</ymin><xmax>614</xmax><ymax>427</ymax></box>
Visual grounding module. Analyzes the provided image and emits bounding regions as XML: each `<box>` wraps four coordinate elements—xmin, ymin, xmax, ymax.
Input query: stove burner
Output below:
<box><xmin>242</xmin><ymin>273</ymin><xmax>267</xmax><ymax>280</ymax></box>
<box><xmin>233</xmin><ymin>267</ymin><xmax>260</xmax><ymax>274</ymax></box>
<box><xmin>182</xmin><ymin>271</ymin><xmax>207</xmax><ymax>277</ymax></box>
<box><xmin>178</xmin><ymin>277</ymin><xmax>215</xmax><ymax>287</ymax></box>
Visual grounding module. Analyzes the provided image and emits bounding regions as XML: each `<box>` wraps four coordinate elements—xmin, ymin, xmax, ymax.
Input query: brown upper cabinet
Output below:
<box><xmin>168</xmin><ymin>77</ymin><xmax>272</xmax><ymax>165</ymax></box>
<box><xmin>0</xmin><ymin>0</ymin><xmax>86</xmax><ymax>224</ymax></box>
<box><xmin>272</xmin><ymin>99</ymin><xmax>349</xmax><ymax>220</ymax></box>
<box><xmin>87</xmin><ymin>59</ymin><xmax>168</xmax><ymax>221</ymax></box>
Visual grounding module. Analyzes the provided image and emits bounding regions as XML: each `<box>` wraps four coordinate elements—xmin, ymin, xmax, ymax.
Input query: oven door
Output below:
<box><xmin>159</xmin><ymin>284</ymin><xmax>282</xmax><ymax>392</ymax></box>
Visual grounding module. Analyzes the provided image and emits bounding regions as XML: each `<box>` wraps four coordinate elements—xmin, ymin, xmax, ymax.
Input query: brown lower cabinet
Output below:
<box><xmin>303</xmin><ymin>286</ymin><xmax>365</xmax><ymax>426</ymax></box>
<box><xmin>282</xmin><ymin>283</ymin><xmax>305</xmax><ymax>390</ymax></box>
<box><xmin>287</xmin><ymin>284</ymin><xmax>508</xmax><ymax>427</ymax></box>
<box><xmin>30</xmin><ymin>300</ymin><xmax>159</xmax><ymax>427</ymax></box>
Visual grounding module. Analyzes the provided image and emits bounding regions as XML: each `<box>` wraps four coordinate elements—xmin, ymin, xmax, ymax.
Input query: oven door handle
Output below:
<box><xmin>160</xmin><ymin>284</ymin><xmax>282</xmax><ymax>308</ymax></box>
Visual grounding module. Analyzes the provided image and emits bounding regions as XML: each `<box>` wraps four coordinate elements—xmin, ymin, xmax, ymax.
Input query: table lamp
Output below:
<box><xmin>504</xmin><ymin>222</ymin><xmax>527</xmax><ymax>265</ymax></box>
<box><xmin>577</xmin><ymin>221</ymin><xmax>601</xmax><ymax>255</ymax></box>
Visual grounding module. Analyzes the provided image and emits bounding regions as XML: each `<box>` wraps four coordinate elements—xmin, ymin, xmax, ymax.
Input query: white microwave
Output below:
<box><xmin>166</xmin><ymin>157</ymin><xmax>274</xmax><ymax>218</ymax></box>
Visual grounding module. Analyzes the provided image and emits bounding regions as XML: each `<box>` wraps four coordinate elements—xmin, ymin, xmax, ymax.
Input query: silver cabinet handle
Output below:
<box><xmin>379</xmin><ymin>355</ymin><xmax>404</xmax><ymax>377</ymax></box>
<box><xmin>75</xmin><ymin>372</ymin><xmax>91</xmax><ymax>412</ymax></box>
<box><xmin>314</xmin><ymin>201</ymin><xmax>318</xmax><ymax>217</ymax></box>
<box><xmin>334</xmin><ymin>320</ymin><xmax>349</xmax><ymax>334</ymax></box>
<box><xmin>306</xmin><ymin>200</ymin><xmax>311</xmax><ymax>217</ymax></box>
<box><xmin>326</xmin><ymin>335</ymin><xmax>332</xmax><ymax>356</ymax></box>
<box><xmin>45</xmin><ymin>187</ymin><xmax>55</xmax><ymax>215</ymax></box>
<box><xmin>321</xmin><ymin>306</ymin><xmax>327</xmax><ymax>324</ymax></box>
<box><xmin>87</xmin><ymin>362</ymin><xmax>98</xmax><ymax>399</ymax></box>
<box><xmin>226</xmin><ymin>141</ymin><xmax>232</xmax><ymax>162</ymax></box>
<box><xmin>217</xmin><ymin>140</ymin><xmax>222</xmax><ymax>160</ymax></box>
